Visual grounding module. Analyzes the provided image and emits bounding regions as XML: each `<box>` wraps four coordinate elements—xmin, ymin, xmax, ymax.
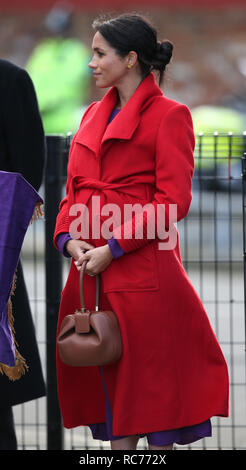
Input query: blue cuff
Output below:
<box><xmin>107</xmin><ymin>238</ymin><xmax>124</xmax><ymax>259</ymax></box>
<box><xmin>56</xmin><ymin>233</ymin><xmax>72</xmax><ymax>258</ymax></box>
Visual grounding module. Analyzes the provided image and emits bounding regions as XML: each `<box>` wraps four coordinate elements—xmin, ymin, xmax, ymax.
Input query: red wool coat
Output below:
<box><xmin>54</xmin><ymin>72</ymin><xmax>229</xmax><ymax>435</ymax></box>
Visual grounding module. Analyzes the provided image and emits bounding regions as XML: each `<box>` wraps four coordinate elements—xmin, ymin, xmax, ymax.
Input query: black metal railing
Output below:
<box><xmin>15</xmin><ymin>132</ymin><xmax>246</xmax><ymax>450</ymax></box>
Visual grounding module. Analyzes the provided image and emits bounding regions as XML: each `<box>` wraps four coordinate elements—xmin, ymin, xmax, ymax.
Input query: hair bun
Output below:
<box><xmin>156</xmin><ymin>40</ymin><xmax>173</xmax><ymax>66</ymax></box>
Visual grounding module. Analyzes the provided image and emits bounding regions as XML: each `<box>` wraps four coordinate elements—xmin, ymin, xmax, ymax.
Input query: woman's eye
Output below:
<box><xmin>97</xmin><ymin>52</ymin><xmax>104</xmax><ymax>57</ymax></box>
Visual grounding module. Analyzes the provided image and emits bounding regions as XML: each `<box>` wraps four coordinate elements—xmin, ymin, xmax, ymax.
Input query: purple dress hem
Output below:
<box><xmin>88</xmin><ymin>366</ymin><xmax>212</xmax><ymax>446</ymax></box>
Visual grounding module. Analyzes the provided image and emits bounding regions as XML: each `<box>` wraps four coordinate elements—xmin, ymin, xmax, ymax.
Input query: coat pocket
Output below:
<box><xmin>102</xmin><ymin>241</ymin><xmax>159</xmax><ymax>293</ymax></box>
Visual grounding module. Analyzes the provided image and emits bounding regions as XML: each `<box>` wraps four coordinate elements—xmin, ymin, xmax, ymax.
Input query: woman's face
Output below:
<box><xmin>88</xmin><ymin>31</ymin><xmax>132</xmax><ymax>88</ymax></box>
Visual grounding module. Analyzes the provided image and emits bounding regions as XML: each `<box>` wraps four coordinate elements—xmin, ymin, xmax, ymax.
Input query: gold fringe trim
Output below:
<box><xmin>0</xmin><ymin>202</ymin><xmax>44</xmax><ymax>381</ymax></box>
<box><xmin>0</xmin><ymin>354</ymin><xmax>28</xmax><ymax>381</ymax></box>
<box><xmin>30</xmin><ymin>202</ymin><xmax>44</xmax><ymax>225</ymax></box>
<box><xmin>0</xmin><ymin>274</ymin><xmax>29</xmax><ymax>381</ymax></box>
<box><xmin>0</xmin><ymin>202</ymin><xmax>44</xmax><ymax>380</ymax></box>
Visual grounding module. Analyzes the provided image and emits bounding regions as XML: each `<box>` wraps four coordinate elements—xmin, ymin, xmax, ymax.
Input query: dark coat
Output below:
<box><xmin>0</xmin><ymin>59</ymin><xmax>46</xmax><ymax>406</ymax></box>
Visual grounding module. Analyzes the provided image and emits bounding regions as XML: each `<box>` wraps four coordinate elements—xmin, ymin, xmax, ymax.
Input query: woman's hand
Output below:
<box><xmin>75</xmin><ymin>244</ymin><xmax>114</xmax><ymax>276</ymax></box>
<box><xmin>65</xmin><ymin>239</ymin><xmax>95</xmax><ymax>260</ymax></box>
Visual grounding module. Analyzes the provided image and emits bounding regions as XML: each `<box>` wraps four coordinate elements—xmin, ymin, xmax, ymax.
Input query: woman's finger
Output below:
<box><xmin>74</xmin><ymin>251</ymin><xmax>91</xmax><ymax>270</ymax></box>
<box><xmin>81</xmin><ymin>241</ymin><xmax>95</xmax><ymax>250</ymax></box>
<box><xmin>83</xmin><ymin>255</ymin><xmax>98</xmax><ymax>277</ymax></box>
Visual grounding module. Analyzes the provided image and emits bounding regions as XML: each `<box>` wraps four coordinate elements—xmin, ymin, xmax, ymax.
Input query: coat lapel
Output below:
<box><xmin>75</xmin><ymin>72</ymin><xmax>163</xmax><ymax>157</ymax></box>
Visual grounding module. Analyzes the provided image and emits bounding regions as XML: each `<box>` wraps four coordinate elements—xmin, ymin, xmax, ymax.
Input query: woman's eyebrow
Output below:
<box><xmin>92</xmin><ymin>46</ymin><xmax>105</xmax><ymax>52</ymax></box>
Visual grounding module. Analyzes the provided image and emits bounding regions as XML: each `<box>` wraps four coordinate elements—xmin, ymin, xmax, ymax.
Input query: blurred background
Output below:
<box><xmin>1</xmin><ymin>0</ymin><xmax>246</xmax><ymax>451</ymax></box>
<box><xmin>1</xmin><ymin>1</ymin><xmax>246</xmax><ymax>108</ymax></box>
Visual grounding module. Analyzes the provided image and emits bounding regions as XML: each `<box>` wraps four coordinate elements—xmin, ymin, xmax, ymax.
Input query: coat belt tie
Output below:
<box><xmin>68</xmin><ymin>175</ymin><xmax>149</xmax><ymax>208</ymax></box>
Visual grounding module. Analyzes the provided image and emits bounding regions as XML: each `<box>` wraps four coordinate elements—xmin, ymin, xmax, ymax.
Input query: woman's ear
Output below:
<box><xmin>127</xmin><ymin>51</ymin><xmax>138</xmax><ymax>68</ymax></box>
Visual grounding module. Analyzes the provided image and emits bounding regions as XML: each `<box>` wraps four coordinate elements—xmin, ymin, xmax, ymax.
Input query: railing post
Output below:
<box><xmin>242</xmin><ymin>132</ymin><xmax>246</xmax><ymax>351</ymax></box>
<box><xmin>45</xmin><ymin>135</ymin><xmax>64</xmax><ymax>450</ymax></box>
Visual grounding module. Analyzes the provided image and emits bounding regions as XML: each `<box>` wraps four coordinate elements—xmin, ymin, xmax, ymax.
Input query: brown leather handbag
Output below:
<box><xmin>57</xmin><ymin>260</ymin><xmax>122</xmax><ymax>367</ymax></box>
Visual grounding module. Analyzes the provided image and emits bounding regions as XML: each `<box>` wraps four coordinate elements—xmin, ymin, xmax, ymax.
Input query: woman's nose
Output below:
<box><xmin>88</xmin><ymin>56</ymin><xmax>97</xmax><ymax>69</ymax></box>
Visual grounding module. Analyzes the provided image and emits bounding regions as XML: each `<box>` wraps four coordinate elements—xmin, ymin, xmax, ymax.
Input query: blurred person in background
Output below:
<box><xmin>0</xmin><ymin>58</ymin><xmax>46</xmax><ymax>450</ymax></box>
<box><xmin>26</xmin><ymin>1</ymin><xmax>91</xmax><ymax>135</ymax></box>
<box><xmin>54</xmin><ymin>13</ymin><xmax>229</xmax><ymax>451</ymax></box>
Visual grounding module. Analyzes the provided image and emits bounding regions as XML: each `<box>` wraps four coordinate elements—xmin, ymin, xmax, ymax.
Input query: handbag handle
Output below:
<box><xmin>79</xmin><ymin>260</ymin><xmax>100</xmax><ymax>313</ymax></box>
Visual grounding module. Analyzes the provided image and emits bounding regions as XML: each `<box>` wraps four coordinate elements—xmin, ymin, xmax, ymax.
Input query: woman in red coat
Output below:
<box><xmin>54</xmin><ymin>13</ymin><xmax>229</xmax><ymax>450</ymax></box>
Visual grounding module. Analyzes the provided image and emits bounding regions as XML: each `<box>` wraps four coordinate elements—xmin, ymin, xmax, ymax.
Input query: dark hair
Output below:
<box><xmin>92</xmin><ymin>13</ymin><xmax>173</xmax><ymax>86</ymax></box>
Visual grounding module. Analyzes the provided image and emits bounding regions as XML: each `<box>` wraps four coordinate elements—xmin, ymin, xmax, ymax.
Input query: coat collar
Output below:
<box><xmin>75</xmin><ymin>72</ymin><xmax>163</xmax><ymax>156</ymax></box>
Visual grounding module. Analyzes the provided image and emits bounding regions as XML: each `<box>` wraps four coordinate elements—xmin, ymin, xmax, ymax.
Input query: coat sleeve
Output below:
<box><xmin>113</xmin><ymin>103</ymin><xmax>195</xmax><ymax>253</ymax></box>
<box><xmin>4</xmin><ymin>67</ymin><xmax>46</xmax><ymax>191</ymax></box>
<box><xmin>53</xmin><ymin>101</ymin><xmax>97</xmax><ymax>249</ymax></box>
